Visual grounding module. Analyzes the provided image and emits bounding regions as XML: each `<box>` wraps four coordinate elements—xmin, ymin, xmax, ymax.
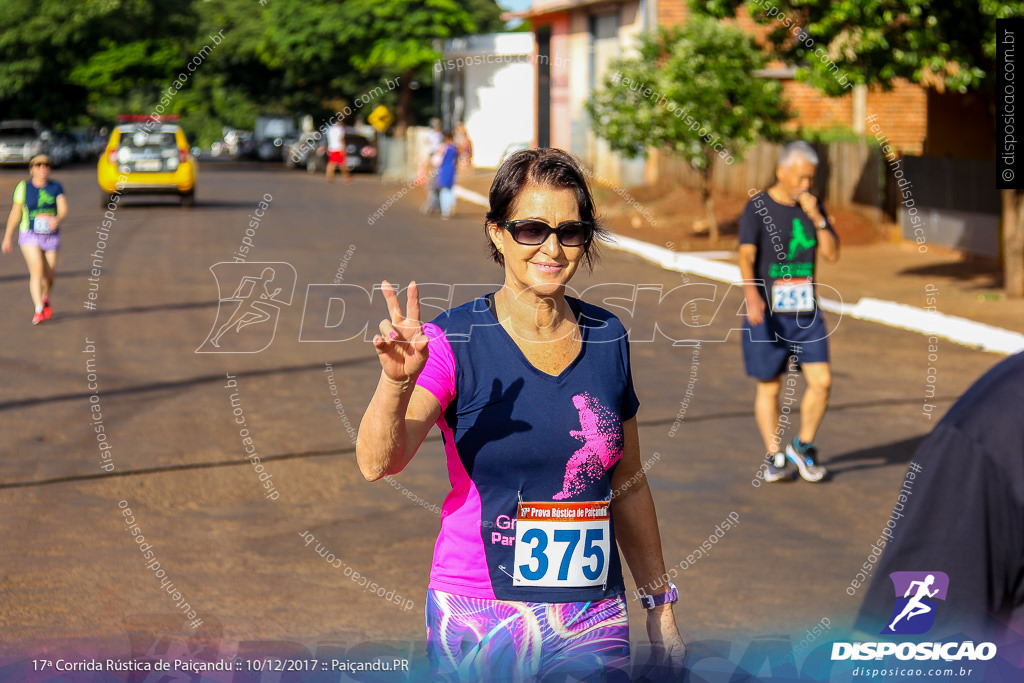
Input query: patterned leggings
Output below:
<box><xmin>425</xmin><ymin>589</ymin><xmax>631</xmax><ymax>682</ymax></box>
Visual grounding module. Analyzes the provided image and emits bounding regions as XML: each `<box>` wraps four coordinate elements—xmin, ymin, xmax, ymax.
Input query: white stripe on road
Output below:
<box><xmin>454</xmin><ymin>186</ymin><xmax>1024</xmax><ymax>355</ymax></box>
<box><xmin>454</xmin><ymin>186</ymin><xmax>488</xmax><ymax>207</ymax></box>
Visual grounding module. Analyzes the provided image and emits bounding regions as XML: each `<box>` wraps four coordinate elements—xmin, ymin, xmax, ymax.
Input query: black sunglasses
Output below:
<box><xmin>502</xmin><ymin>219</ymin><xmax>593</xmax><ymax>247</ymax></box>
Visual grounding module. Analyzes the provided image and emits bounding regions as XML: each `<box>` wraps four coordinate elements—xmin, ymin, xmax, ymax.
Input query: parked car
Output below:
<box><xmin>71</xmin><ymin>128</ymin><xmax>104</xmax><ymax>162</ymax></box>
<box><xmin>298</xmin><ymin>130</ymin><xmax>378</xmax><ymax>174</ymax></box>
<box><xmin>252</xmin><ymin>115</ymin><xmax>296</xmax><ymax>161</ymax></box>
<box><xmin>218</xmin><ymin>128</ymin><xmax>253</xmax><ymax>158</ymax></box>
<box><xmin>344</xmin><ymin>133</ymin><xmax>379</xmax><ymax>173</ymax></box>
<box><xmin>50</xmin><ymin>132</ymin><xmax>77</xmax><ymax>167</ymax></box>
<box><xmin>97</xmin><ymin>118</ymin><xmax>197</xmax><ymax>207</ymax></box>
<box><xmin>284</xmin><ymin>131</ymin><xmax>322</xmax><ymax>170</ymax></box>
<box><xmin>0</xmin><ymin>120</ymin><xmax>51</xmax><ymax>166</ymax></box>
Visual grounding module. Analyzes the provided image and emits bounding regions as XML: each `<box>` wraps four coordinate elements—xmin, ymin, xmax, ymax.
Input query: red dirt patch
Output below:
<box><xmin>593</xmin><ymin>179</ymin><xmax>891</xmax><ymax>252</ymax></box>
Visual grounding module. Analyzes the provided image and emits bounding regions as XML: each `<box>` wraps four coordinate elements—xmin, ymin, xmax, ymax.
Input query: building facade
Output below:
<box><xmin>439</xmin><ymin>33</ymin><xmax>536</xmax><ymax>169</ymax></box>
<box><xmin>515</xmin><ymin>0</ymin><xmax>975</xmax><ymax>184</ymax></box>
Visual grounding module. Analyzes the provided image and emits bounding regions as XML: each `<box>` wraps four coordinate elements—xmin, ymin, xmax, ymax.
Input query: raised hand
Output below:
<box><xmin>797</xmin><ymin>191</ymin><xmax>824</xmax><ymax>225</ymax></box>
<box><xmin>372</xmin><ymin>280</ymin><xmax>429</xmax><ymax>385</ymax></box>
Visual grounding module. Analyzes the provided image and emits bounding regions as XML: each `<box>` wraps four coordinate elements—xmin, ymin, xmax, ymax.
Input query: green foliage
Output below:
<box><xmin>334</xmin><ymin>0</ymin><xmax>476</xmax><ymax>74</ymax></box>
<box><xmin>0</xmin><ymin>0</ymin><xmax>199</xmax><ymax>124</ymax></box>
<box><xmin>462</xmin><ymin>0</ymin><xmax>507</xmax><ymax>34</ymax></box>
<box><xmin>692</xmin><ymin>0</ymin><xmax>1024</xmax><ymax>97</ymax></box>
<box><xmin>586</xmin><ymin>18</ymin><xmax>790</xmax><ymax>171</ymax></box>
<box><xmin>0</xmin><ymin>0</ymin><xmax>500</xmax><ymax>134</ymax></box>
<box><xmin>797</xmin><ymin>125</ymin><xmax>863</xmax><ymax>145</ymax></box>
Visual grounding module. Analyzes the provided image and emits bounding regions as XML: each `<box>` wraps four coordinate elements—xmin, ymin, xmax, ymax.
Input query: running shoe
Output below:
<box><xmin>42</xmin><ymin>300</ymin><xmax>52</xmax><ymax>320</ymax></box>
<box><xmin>763</xmin><ymin>452</ymin><xmax>795</xmax><ymax>482</ymax></box>
<box><xmin>32</xmin><ymin>312</ymin><xmax>45</xmax><ymax>325</ymax></box>
<box><xmin>785</xmin><ymin>439</ymin><xmax>828</xmax><ymax>482</ymax></box>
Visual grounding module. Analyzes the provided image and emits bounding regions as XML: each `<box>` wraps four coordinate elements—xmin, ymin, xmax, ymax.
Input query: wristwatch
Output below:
<box><xmin>814</xmin><ymin>218</ymin><xmax>828</xmax><ymax>230</ymax></box>
<box><xmin>640</xmin><ymin>582</ymin><xmax>678</xmax><ymax>610</ymax></box>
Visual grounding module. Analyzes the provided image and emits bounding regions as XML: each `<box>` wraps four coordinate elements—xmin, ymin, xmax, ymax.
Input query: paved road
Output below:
<box><xmin>0</xmin><ymin>163</ymin><xmax>1002</xmax><ymax>674</ymax></box>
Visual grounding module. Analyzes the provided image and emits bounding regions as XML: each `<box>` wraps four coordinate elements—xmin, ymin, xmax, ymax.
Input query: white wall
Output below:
<box><xmin>464</xmin><ymin>60</ymin><xmax>535</xmax><ymax>168</ymax></box>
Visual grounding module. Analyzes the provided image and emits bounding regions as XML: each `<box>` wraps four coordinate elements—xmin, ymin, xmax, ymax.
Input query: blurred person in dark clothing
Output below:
<box><xmin>856</xmin><ymin>351</ymin><xmax>1024</xmax><ymax>652</ymax></box>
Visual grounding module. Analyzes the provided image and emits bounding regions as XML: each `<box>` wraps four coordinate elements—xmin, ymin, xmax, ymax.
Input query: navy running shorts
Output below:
<box><xmin>742</xmin><ymin>307</ymin><xmax>831</xmax><ymax>380</ymax></box>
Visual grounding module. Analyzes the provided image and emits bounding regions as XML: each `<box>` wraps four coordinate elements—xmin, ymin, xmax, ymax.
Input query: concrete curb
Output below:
<box><xmin>454</xmin><ymin>186</ymin><xmax>1024</xmax><ymax>356</ymax></box>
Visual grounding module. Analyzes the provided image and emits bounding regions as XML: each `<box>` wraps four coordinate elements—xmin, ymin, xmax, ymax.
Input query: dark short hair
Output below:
<box><xmin>484</xmin><ymin>148</ymin><xmax>607</xmax><ymax>270</ymax></box>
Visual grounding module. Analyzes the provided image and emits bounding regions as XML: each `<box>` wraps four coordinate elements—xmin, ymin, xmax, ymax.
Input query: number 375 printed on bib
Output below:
<box><xmin>513</xmin><ymin>501</ymin><xmax>610</xmax><ymax>588</ymax></box>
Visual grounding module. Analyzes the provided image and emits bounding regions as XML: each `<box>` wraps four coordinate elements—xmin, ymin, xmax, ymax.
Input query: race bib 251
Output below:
<box><xmin>772</xmin><ymin>277</ymin><xmax>815</xmax><ymax>313</ymax></box>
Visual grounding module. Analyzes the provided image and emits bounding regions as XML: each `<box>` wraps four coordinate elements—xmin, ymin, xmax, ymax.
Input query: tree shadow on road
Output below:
<box><xmin>49</xmin><ymin>299</ymin><xmax>219</xmax><ymax>322</ymax></box>
<box><xmin>825</xmin><ymin>435</ymin><xmax>927</xmax><ymax>478</ymax></box>
<box><xmin>898</xmin><ymin>258</ymin><xmax>1003</xmax><ymax>290</ymax></box>
<box><xmin>111</xmin><ymin>199</ymin><xmax>257</xmax><ymax>210</ymax></box>
<box><xmin>0</xmin><ymin>269</ymin><xmax>92</xmax><ymax>284</ymax></box>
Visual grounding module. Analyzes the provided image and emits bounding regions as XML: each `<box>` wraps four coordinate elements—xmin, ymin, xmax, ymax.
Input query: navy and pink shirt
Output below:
<box><xmin>14</xmin><ymin>180</ymin><xmax>63</xmax><ymax>234</ymax></box>
<box><xmin>415</xmin><ymin>293</ymin><xmax>639</xmax><ymax>603</ymax></box>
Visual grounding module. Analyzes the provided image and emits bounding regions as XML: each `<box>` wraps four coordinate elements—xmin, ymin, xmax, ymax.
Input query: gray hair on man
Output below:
<box><xmin>778</xmin><ymin>141</ymin><xmax>819</xmax><ymax>168</ymax></box>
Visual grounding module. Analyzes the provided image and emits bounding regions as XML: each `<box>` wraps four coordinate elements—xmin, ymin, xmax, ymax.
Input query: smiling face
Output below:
<box><xmin>29</xmin><ymin>158</ymin><xmax>51</xmax><ymax>184</ymax></box>
<box><xmin>488</xmin><ymin>182</ymin><xmax>585</xmax><ymax>301</ymax></box>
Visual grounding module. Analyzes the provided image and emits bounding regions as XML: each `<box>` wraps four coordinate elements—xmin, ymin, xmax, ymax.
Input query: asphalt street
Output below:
<box><xmin>0</xmin><ymin>163</ymin><xmax>1003</xmax><ymax>676</ymax></box>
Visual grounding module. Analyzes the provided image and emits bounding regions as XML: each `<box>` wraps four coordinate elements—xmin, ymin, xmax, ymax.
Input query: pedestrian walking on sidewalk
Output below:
<box><xmin>738</xmin><ymin>141</ymin><xmax>840</xmax><ymax>483</ymax></box>
<box><xmin>455</xmin><ymin>120</ymin><xmax>473</xmax><ymax>169</ymax></box>
<box><xmin>358</xmin><ymin>148</ymin><xmax>685</xmax><ymax>681</ymax></box>
<box><xmin>435</xmin><ymin>131</ymin><xmax>458</xmax><ymax>219</ymax></box>
<box><xmin>3</xmin><ymin>155</ymin><xmax>67</xmax><ymax>325</ymax></box>
<box><xmin>419</xmin><ymin>118</ymin><xmax>442</xmax><ymax>215</ymax></box>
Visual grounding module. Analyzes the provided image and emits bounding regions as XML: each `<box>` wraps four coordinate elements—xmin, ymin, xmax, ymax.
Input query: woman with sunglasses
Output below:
<box><xmin>357</xmin><ymin>148</ymin><xmax>685</xmax><ymax>681</ymax></box>
<box><xmin>3</xmin><ymin>154</ymin><xmax>67</xmax><ymax>325</ymax></box>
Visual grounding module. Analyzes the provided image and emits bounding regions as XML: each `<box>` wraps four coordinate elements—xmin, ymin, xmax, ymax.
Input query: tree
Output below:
<box><xmin>586</xmin><ymin>18</ymin><xmax>790</xmax><ymax>243</ymax></box>
<box><xmin>0</xmin><ymin>0</ymin><xmax>199</xmax><ymax>125</ymax></box>
<box><xmin>333</xmin><ymin>0</ymin><xmax>478</xmax><ymax>135</ymax></box>
<box><xmin>695</xmin><ymin>0</ymin><xmax>1024</xmax><ymax>297</ymax></box>
<box><xmin>462</xmin><ymin>0</ymin><xmax>507</xmax><ymax>34</ymax></box>
<box><xmin>0</xmin><ymin>0</ymin><xmax>502</xmax><ymax>141</ymax></box>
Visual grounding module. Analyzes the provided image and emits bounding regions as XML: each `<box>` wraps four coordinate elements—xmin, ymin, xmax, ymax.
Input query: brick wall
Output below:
<box><xmin>863</xmin><ymin>80</ymin><xmax>928</xmax><ymax>154</ymax></box>
<box><xmin>782</xmin><ymin>80</ymin><xmax>854</xmax><ymax>131</ymax></box>
<box><xmin>732</xmin><ymin>3</ymin><xmax>929</xmax><ymax>154</ymax></box>
<box><xmin>657</xmin><ymin>0</ymin><xmax>689</xmax><ymax>27</ymax></box>
<box><xmin>650</xmin><ymin>1</ymin><xmax>929</xmax><ymax>155</ymax></box>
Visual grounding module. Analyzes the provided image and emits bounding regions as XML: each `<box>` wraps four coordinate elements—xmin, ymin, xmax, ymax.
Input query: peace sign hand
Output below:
<box><xmin>372</xmin><ymin>280</ymin><xmax>429</xmax><ymax>386</ymax></box>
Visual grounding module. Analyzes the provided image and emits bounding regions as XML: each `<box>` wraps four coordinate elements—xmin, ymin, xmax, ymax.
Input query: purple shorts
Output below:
<box><xmin>425</xmin><ymin>589</ymin><xmax>630</xmax><ymax>681</ymax></box>
<box><xmin>19</xmin><ymin>230</ymin><xmax>60</xmax><ymax>251</ymax></box>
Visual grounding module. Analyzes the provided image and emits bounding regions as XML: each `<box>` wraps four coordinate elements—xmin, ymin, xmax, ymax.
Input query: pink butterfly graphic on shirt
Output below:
<box><xmin>553</xmin><ymin>393</ymin><xmax>624</xmax><ymax>500</ymax></box>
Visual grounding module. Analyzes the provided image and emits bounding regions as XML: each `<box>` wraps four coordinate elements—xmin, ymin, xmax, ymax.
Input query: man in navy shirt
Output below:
<box><xmin>738</xmin><ymin>141</ymin><xmax>839</xmax><ymax>483</ymax></box>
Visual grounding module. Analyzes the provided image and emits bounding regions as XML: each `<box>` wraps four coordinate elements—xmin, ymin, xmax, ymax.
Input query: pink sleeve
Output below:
<box><xmin>416</xmin><ymin>323</ymin><xmax>456</xmax><ymax>411</ymax></box>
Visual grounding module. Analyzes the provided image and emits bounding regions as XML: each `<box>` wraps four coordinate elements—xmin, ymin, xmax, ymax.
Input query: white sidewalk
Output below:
<box><xmin>455</xmin><ymin>185</ymin><xmax>1024</xmax><ymax>356</ymax></box>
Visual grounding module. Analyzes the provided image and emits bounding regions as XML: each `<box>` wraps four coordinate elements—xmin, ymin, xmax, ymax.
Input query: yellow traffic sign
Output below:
<box><xmin>368</xmin><ymin>105</ymin><xmax>394</xmax><ymax>132</ymax></box>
